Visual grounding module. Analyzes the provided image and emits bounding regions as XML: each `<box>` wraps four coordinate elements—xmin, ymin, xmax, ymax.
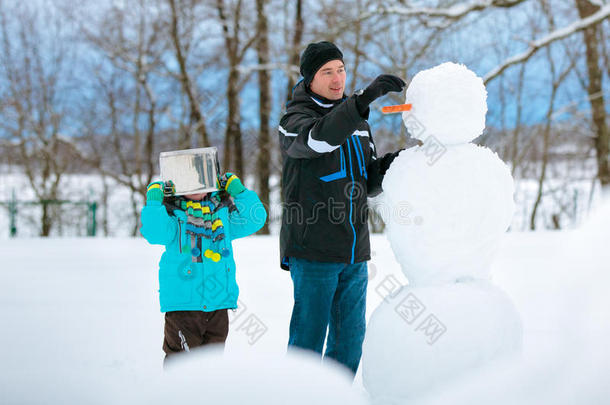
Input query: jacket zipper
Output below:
<box><xmin>178</xmin><ymin>220</ymin><xmax>182</xmax><ymax>253</ymax></box>
<box><xmin>346</xmin><ymin>138</ymin><xmax>357</xmax><ymax>264</ymax></box>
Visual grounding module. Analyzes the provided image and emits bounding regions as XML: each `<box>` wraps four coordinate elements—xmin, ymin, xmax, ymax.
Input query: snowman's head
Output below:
<box><xmin>403</xmin><ymin>62</ymin><xmax>487</xmax><ymax>145</ymax></box>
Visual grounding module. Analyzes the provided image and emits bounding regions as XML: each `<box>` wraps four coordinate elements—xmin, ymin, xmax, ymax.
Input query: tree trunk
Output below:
<box><xmin>223</xmin><ymin>110</ymin><xmax>232</xmax><ymax>171</ymax></box>
<box><xmin>281</xmin><ymin>0</ymin><xmax>304</xmax><ymax>205</ymax></box>
<box><xmin>217</xmin><ymin>0</ymin><xmax>244</xmax><ymax>175</ymax></box>
<box><xmin>41</xmin><ymin>201</ymin><xmax>51</xmax><ymax>237</ymax></box>
<box><xmin>102</xmin><ymin>175</ymin><xmax>110</xmax><ymax>236</ymax></box>
<box><xmin>575</xmin><ymin>0</ymin><xmax>609</xmax><ymax>190</ymax></box>
<box><xmin>285</xmin><ymin>0</ymin><xmax>303</xmax><ymax>103</ymax></box>
<box><xmin>130</xmin><ymin>190</ymin><xmax>140</xmax><ymax>237</ymax></box>
<box><xmin>256</xmin><ymin>0</ymin><xmax>271</xmax><ymax>234</ymax></box>
<box><xmin>530</xmin><ymin>98</ymin><xmax>555</xmax><ymax>230</ymax></box>
<box><xmin>225</xmin><ymin>65</ymin><xmax>243</xmax><ymax>174</ymax></box>
<box><xmin>511</xmin><ymin>63</ymin><xmax>526</xmax><ymax>176</ymax></box>
<box><xmin>168</xmin><ymin>0</ymin><xmax>210</xmax><ymax>149</ymax></box>
<box><xmin>530</xmin><ymin>7</ymin><xmax>575</xmax><ymax>230</ymax></box>
<box><xmin>348</xmin><ymin>0</ymin><xmax>364</xmax><ymax>95</ymax></box>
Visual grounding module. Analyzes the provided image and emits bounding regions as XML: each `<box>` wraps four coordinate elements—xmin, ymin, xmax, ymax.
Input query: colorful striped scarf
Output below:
<box><xmin>169</xmin><ymin>193</ymin><xmax>236</xmax><ymax>263</ymax></box>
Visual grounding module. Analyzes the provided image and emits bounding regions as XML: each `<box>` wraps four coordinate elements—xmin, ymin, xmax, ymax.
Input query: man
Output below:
<box><xmin>278</xmin><ymin>40</ymin><xmax>406</xmax><ymax>375</ymax></box>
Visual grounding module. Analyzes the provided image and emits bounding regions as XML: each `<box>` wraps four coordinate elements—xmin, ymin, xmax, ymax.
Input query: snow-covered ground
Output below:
<box><xmin>1</xmin><ymin>208</ymin><xmax>609</xmax><ymax>403</ymax></box>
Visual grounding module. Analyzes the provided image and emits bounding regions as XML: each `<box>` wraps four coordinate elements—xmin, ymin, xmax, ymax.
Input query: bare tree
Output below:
<box><xmin>0</xmin><ymin>2</ymin><xmax>80</xmax><ymax>236</ymax></box>
<box><xmin>332</xmin><ymin>0</ymin><xmax>529</xmax><ymax>38</ymax></box>
<box><xmin>167</xmin><ymin>0</ymin><xmax>210</xmax><ymax>149</ymax></box>
<box><xmin>216</xmin><ymin>0</ymin><xmax>258</xmax><ymax>175</ymax></box>
<box><xmin>256</xmin><ymin>0</ymin><xmax>271</xmax><ymax>234</ymax></box>
<box><xmin>284</xmin><ymin>0</ymin><xmax>304</xmax><ymax>105</ymax></box>
<box><xmin>531</xmin><ymin>0</ymin><xmax>577</xmax><ymax>229</ymax></box>
<box><xmin>484</xmin><ymin>3</ymin><xmax>610</xmax><ymax>82</ymax></box>
<box><xmin>575</xmin><ymin>0</ymin><xmax>609</xmax><ymax>190</ymax></box>
<box><xmin>73</xmin><ymin>0</ymin><xmax>167</xmax><ymax>235</ymax></box>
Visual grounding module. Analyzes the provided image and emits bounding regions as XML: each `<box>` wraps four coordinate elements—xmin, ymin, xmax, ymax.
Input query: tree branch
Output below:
<box><xmin>336</xmin><ymin>0</ymin><xmax>528</xmax><ymax>33</ymax></box>
<box><xmin>236</xmin><ymin>62</ymin><xmax>299</xmax><ymax>75</ymax></box>
<box><xmin>484</xmin><ymin>4</ymin><xmax>610</xmax><ymax>83</ymax></box>
<box><xmin>374</xmin><ymin>0</ymin><xmax>528</xmax><ymax>19</ymax></box>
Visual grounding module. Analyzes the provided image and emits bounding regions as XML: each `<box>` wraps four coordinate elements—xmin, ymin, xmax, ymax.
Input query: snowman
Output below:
<box><xmin>361</xmin><ymin>62</ymin><xmax>522</xmax><ymax>403</ymax></box>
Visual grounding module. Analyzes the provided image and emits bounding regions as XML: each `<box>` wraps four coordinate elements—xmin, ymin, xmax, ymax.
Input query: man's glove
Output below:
<box><xmin>217</xmin><ymin>173</ymin><xmax>246</xmax><ymax>197</ymax></box>
<box><xmin>146</xmin><ymin>180</ymin><xmax>175</xmax><ymax>205</ymax></box>
<box><xmin>356</xmin><ymin>74</ymin><xmax>406</xmax><ymax>115</ymax></box>
<box><xmin>379</xmin><ymin>149</ymin><xmax>404</xmax><ymax>175</ymax></box>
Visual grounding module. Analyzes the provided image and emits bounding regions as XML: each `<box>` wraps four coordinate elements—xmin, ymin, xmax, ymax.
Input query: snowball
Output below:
<box><xmin>362</xmin><ymin>281</ymin><xmax>522</xmax><ymax>403</ymax></box>
<box><xmin>381</xmin><ymin>143</ymin><xmax>515</xmax><ymax>284</ymax></box>
<box><xmin>403</xmin><ymin>62</ymin><xmax>487</xmax><ymax>145</ymax></box>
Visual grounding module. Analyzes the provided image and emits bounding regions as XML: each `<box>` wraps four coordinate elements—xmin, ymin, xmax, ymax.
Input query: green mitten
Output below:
<box><xmin>218</xmin><ymin>172</ymin><xmax>246</xmax><ymax>196</ymax></box>
<box><xmin>146</xmin><ymin>181</ymin><xmax>165</xmax><ymax>205</ymax></box>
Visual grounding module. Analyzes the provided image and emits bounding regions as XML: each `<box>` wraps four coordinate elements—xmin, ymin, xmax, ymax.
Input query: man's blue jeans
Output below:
<box><xmin>288</xmin><ymin>257</ymin><xmax>368</xmax><ymax>376</ymax></box>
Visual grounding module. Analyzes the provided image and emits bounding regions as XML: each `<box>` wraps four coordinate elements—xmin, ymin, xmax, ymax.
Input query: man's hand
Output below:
<box><xmin>217</xmin><ymin>172</ymin><xmax>246</xmax><ymax>197</ymax></box>
<box><xmin>356</xmin><ymin>74</ymin><xmax>406</xmax><ymax>115</ymax></box>
<box><xmin>379</xmin><ymin>149</ymin><xmax>404</xmax><ymax>175</ymax></box>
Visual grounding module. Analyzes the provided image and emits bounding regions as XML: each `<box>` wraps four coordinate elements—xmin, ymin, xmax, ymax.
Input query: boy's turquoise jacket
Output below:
<box><xmin>140</xmin><ymin>189</ymin><xmax>266</xmax><ymax>313</ymax></box>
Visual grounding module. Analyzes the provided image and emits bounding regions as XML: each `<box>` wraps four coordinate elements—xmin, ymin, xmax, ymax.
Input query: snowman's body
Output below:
<box><xmin>361</xmin><ymin>63</ymin><xmax>522</xmax><ymax>403</ymax></box>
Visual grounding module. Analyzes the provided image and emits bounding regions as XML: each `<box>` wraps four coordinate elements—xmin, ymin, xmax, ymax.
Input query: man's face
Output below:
<box><xmin>309</xmin><ymin>60</ymin><xmax>346</xmax><ymax>100</ymax></box>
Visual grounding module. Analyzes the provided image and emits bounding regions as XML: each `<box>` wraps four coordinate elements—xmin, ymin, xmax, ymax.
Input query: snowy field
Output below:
<box><xmin>1</xmin><ymin>204</ymin><xmax>609</xmax><ymax>404</ymax></box>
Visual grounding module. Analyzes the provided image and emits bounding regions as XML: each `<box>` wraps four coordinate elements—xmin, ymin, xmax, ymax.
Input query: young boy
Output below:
<box><xmin>140</xmin><ymin>172</ymin><xmax>266</xmax><ymax>366</ymax></box>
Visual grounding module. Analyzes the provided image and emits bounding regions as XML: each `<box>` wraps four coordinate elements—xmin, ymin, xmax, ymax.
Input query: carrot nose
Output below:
<box><xmin>381</xmin><ymin>104</ymin><xmax>412</xmax><ymax>114</ymax></box>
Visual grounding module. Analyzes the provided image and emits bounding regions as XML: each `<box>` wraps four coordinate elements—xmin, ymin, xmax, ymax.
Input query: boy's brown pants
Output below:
<box><xmin>162</xmin><ymin>309</ymin><xmax>229</xmax><ymax>367</ymax></box>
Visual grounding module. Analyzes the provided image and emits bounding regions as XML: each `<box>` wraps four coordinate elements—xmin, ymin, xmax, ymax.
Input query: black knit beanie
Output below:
<box><xmin>299</xmin><ymin>41</ymin><xmax>344</xmax><ymax>86</ymax></box>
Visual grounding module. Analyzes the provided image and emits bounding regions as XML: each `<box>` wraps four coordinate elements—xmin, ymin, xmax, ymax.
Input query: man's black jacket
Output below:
<box><xmin>278</xmin><ymin>81</ymin><xmax>385</xmax><ymax>270</ymax></box>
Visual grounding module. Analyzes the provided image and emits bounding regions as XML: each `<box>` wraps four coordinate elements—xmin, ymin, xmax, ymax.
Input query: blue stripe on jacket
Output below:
<box><xmin>354</xmin><ymin>135</ymin><xmax>368</xmax><ymax>179</ymax></box>
<box><xmin>346</xmin><ymin>138</ymin><xmax>357</xmax><ymax>264</ymax></box>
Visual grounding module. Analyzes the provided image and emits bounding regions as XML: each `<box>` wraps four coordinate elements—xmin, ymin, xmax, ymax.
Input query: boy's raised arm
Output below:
<box><xmin>140</xmin><ymin>182</ymin><xmax>179</xmax><ymax>245</ymax></box>
<box><xmin>219</xmin><ymin>173</ymin><xmax>267</xmax><ymax>240</ymax></box>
